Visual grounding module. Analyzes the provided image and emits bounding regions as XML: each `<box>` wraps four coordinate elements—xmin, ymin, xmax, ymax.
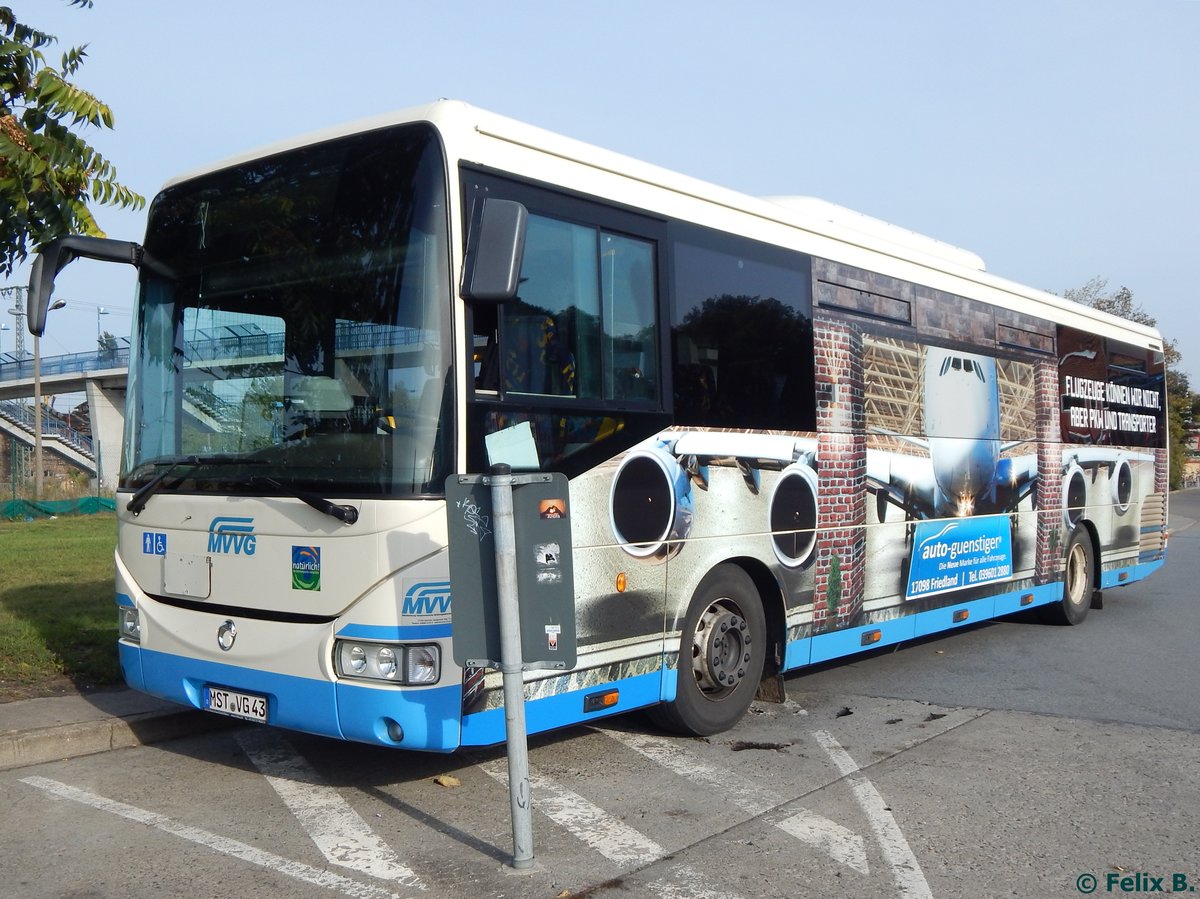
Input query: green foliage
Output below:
<box><xmin>0</xmin><ymin>2</ymin><xmax>144</xmax><ymax>277</ymax></box>
<box><xmin>1064</xmin><ymin>277</ymin><xmax>1190</xmax><ymax>489</ymax></box>
<box><xmin>826</xmin><ymin>552</ymin><xmax>842</xmax><ymax>618</ymax></box>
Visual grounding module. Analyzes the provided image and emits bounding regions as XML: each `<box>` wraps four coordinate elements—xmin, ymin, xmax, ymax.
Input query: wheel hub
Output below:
<box><xmin>692</xmin><ymin>601</ymin><xmax>752</xmax><ymax>694</ymax></box>
<box><xmin>1066</xmin><ymin>541</ymin><xmax>1088</xmax><ymax>606</ymax></box>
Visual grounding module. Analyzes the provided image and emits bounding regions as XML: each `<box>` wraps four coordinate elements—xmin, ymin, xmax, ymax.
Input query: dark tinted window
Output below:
<box><xmin>671</xmin><ymin>226</ymin><xmax>815</xmax><ymax>430</ymax></box>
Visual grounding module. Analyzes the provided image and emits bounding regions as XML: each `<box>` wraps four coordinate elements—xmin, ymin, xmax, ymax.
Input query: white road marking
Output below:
<box><xmin>603</xmin><ymin>730</ymin><xmax>779</xmax><ymax>815</ymax></box>
<box><xmin>480</xmin><ymin>758</ymin><xmax>664</xmax><ymax>867</ymax></box>
<box><xmin>237</xmin><ymin>729</ymin><xmax>425</xmax><ymax>889</ymax></box>
<box><xmin>644</xmin><ymin>872</ymin><xmax>746</xmax><ymax>899</ymax></box>
<box><xmin>20</xmin><ymin>776</ymin><xmax>402</xmax><ymax>899</ymax></box>
<box><xmin>776</xmin><ymin>808</ymin><xmax>870</xmax><ymax>874</ymax></box>
<box><xmin>484</xmin><ymin>753</ymin><xmax>745</xmax><ymax>896</ymax></box>
<box><xmin>607</xmin><ymin>729</ymin><xmax>869</xmax><ymax>875</ymax></box>
<box><xmin>814</xmin><ymin>731</ymin><xmax>933</xmax><ymax>899</ymax></box>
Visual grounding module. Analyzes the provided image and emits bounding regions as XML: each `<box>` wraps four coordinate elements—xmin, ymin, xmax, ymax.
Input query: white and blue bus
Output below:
<box><xmin>27</xmin><ymin>101</ymin><xmax>1168</xmax><ymax>750</ymax></box>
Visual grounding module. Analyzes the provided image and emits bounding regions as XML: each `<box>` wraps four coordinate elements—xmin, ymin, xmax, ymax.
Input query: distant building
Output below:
<box><xmin>1185</xmin><ymin>428</ymin><xmax>1200</xmax><ymax>488</ymax></box>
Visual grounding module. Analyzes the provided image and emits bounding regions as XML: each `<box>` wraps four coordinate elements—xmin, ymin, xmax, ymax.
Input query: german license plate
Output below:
<box><xmin>202</xmin><ymin>685</ymin><xmax>268</xmax><ymax>723</ymax></box>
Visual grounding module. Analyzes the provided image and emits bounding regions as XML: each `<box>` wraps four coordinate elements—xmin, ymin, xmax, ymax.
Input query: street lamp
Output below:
<box><xmin>97</xmin><ymin>306</ymin><xmax>109</xmax><ymax>342</ymax></box>
<box><xmin>6</xmin><ymin>301</ymin><xmax>25</xmax><ymax>360</ymax></box>
<box><xmin>0</xmin><ymin>322</ymin><xmax>9</xmax><ymax>356</ymax></box>
<box><xmin>33</xmin><ymin>298</ymin><xmax>67</xmax><ymax>501</ymax></box>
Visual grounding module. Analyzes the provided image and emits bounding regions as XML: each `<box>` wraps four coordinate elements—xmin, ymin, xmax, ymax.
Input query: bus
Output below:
<box><xmin>27</xmin><ymin>100</ymin><xmax>1168</xmax><ymax>751</ymax></box>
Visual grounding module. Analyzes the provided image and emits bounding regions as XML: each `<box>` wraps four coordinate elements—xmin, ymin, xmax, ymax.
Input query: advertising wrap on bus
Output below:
<box><xmin>25</xmin><ymin>101</ymin><xmax>1167</xmax><ymax>751</ymax></box>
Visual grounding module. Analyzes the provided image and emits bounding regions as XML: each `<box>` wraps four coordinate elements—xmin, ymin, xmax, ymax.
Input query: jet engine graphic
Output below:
<box><xmin>1109</xmin><ymin>454</ymin><xmax>1134</xmax><ymax>513</ymax></box>
<box><xmin>862</xmin><ymin>346</ymin><xmax>1152</xmax><ymax>530</ymax></box>
<box><xmin>609</xmin><ymin>442</ymin><xmax>694</xmax><ymax>560</ymax></box>
<box><xmin>769</xmin><ymin>462</ymin><xmax>819</xmax><ymax>568</ymax></box>
<box><xmin>1062</xmin><ymin>461</ymin><xmax>1088</xmax><ymax>528</ymax></box>
<box><xmin>610</xmin><ymin>432</ymin><xmax>819</xmax><ymax>567</ymax></box>
<box><xmin>1062</xmin><ymin>450</ymin><xmax>1138</xmax><ymax>527</ymax></box>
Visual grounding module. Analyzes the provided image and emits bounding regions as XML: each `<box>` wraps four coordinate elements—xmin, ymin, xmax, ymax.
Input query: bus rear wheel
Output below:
<box><xmin>1045</xmin><ymin>527</ymin><xmax>1096</xmax><ymax>625</ymax></box>
<box><xmin>650</xmin><ymin>565</ymin><xmax>766</xmax><ymax>736</ymax></box>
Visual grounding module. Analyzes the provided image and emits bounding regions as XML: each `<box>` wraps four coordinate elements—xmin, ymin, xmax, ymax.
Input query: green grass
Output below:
<box><xmin>0</xmin><ymin>513</ymin><xmax>121</xmax><ymax>700</ymax></box>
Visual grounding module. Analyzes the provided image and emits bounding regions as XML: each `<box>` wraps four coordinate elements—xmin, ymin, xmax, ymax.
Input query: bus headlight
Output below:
<box><xmin>376</xmin><ymin>647</ymin><xmax>398</xmax><ymax>678</ymax></box>
<box><xmin>406</xmin><ymin>645</ymin><xmax>440</xmax><ymax>684</ymax></box>
<box><xmin>118</xmin><ymin>607</ymin><xmax>141</xmax><ymax>642</ymax></box>
<box><xmin>334</xmin><ymin>640</ymin><xmax>441</xmax><ymax>685</ymax></box>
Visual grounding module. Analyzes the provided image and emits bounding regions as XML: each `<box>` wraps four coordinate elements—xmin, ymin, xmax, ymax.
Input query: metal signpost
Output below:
<box><xmin>446</xmin><ymin>464</ymin><xmax>576</xmax><ymax>870</ymax></box>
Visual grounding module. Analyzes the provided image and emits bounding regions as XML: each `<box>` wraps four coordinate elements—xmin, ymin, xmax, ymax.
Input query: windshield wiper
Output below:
<box><xmin>253</xmin><ymin>476</ymin><xmax>359</xmax><ymax>525</ymax></box>
<box><xmin>126</xmin><ymin>455</ymin><xmax>263</xmax><ymax>514</ymax></box>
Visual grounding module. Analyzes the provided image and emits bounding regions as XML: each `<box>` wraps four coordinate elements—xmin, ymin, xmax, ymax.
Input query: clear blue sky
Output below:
<box><xmin>6</xmin><ymin>0</ymin><xmax>1199</xmax><ymax>387</ymax></box>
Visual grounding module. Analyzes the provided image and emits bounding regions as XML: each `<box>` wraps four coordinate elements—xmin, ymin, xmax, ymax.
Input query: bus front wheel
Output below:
<box><xmin>651</xmin><ymin>564</ymin><xmax>766</xmax><ymax>736</ymax></box>
<box><xmin>1045</xmin><ymin>527</ymin><xmax>1096</xmax><ymax>626</ymax></box>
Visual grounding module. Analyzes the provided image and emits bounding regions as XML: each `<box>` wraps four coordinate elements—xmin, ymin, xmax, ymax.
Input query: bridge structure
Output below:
<box><xmin>2</xmin><ymin>319</ymin><xmax>429</xmax><ymax>495</ymax></box>
<box><xmin>0</xmin><ymin>341</ymin><xmax>130</xmax><ymax>493</ymax></box>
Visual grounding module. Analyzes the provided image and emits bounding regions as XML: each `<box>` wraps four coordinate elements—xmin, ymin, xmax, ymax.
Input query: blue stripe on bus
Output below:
<box><xmin>121</xmin><ymin>559</ymin><xmax>1166</xmax><ymax>754</ymax></box>
<box><xmin>1101</xmin><ymin>558</ymin><xmax>1163</xmax><ymax>589</ymax></box>
<box><xmin>118</xmin><ymin>641</ymin><xmax>144</xmax><ymax>691</ymax></box>
<box><xmin>116</xmin><ymin>592</ymin><xmax>135</xmax><ymax>607</ymax></box>
<box><xmin>794</xmin><ymin>567</ymin><xmax>1164</xmax><ymax>672</ymax></box>
<box><xmin>335</xmin><ymin>623</ymin><xmax>453</xmax><ymax>641</ymax></box>
<box><xmin>128</xmin><ymin>646</ymin><xmax>462</xmax><ymax>751</ymax></box>
<box><xmin>459</xmin><ymin>670</ymin><xmax>662</xmax><ymax>748</ymax></box>
<box><xmin>660</xmin><ymin>666</ymin><xmax>677</xmax><ymax>703</ymax></box>
<box><xmin>911</xmin><ymin>595</ymin><xmax>994</xmax><ymax>639</ymax></box>
<box><xmin>335</xmin><ymin>681</ymin><xmax>462</xmax><ymax>752</ymax></box>
<box><xmin>783</xmin><ymin>638</ymin><xmax>811</xmax><ymax>670</ymax></box>
<box><xmin>991</xmin><ymin>583</ymin><xmax>1060</xmax><ymax>617</ymax></box>
<box><xmin>809</xmin><ymin>616</ymin><xmax>916</xmax><ymax>665</ymax></box>
<box><xmin>136</xmin><ymin>647</ymin><xmax>343</xmax><ymax>739</ymax></box>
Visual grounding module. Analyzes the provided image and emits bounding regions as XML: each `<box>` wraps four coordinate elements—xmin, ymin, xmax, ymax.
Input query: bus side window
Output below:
<box><xmin>602</xmin><ymin>234</ymin><xmax>657</xmax><ymax>402</ymax></box>
<box><xmin>468</xmin><ymin>206</ymin><xmax>663</xmax><ymax>473</ymax></box>
<box><xmin>502</xmin><ymin>311</ymin><xmax>577</xmax><ymax>397</ymax></box>
<box><xmin>670</xmin><ymin>229</ymin><xmax>814</xmax><ymax>431</ymax></box>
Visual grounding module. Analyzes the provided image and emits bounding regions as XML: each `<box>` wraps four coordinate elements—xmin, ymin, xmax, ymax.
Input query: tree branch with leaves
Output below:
<box><xmin>0</xmin><ymin>0</ymin><xmax>144</xmax><ymax>277</ymax></box>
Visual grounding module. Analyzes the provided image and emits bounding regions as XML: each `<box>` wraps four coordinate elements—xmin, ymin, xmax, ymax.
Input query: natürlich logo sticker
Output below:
<box><xmin>291</xmin><ymin>546</ymin><xmax>321</xmax><ymax>591</ymax></box>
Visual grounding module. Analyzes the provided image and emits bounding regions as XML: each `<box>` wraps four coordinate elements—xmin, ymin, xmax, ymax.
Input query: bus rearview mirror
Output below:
<box><xmin>461</xmin><ymin>198</ymin><xmax>528</xmax><ymax>303</ymax></box>
<box><xmin>27</xmin><ymin>235</ymin><xmax>145</xmax><ymax>336</ymax></box>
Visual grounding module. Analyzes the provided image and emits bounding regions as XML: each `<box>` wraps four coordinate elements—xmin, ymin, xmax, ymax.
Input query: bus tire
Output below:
<box><xmin>1045</xmin><ymin>527</ymin><xmax>1095</xmax><ymax>626</ymax></box>
<box><xmin>650</xmin><ymin>564</ymin><xmax>766</xmax><ymax>736</ymax></box>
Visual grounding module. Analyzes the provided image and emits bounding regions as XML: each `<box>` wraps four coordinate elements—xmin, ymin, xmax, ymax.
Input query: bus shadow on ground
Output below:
<box><xmin>0</xmin><ymin>577</ymin><xmax>122</xmax><ymax>701</ymax></box>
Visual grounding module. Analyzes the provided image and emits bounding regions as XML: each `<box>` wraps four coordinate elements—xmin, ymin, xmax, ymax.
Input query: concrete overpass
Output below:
<box><xmin>0</xmin><ymin>341</ymin><xmax>129</xmax><ymax>492</ymax></box>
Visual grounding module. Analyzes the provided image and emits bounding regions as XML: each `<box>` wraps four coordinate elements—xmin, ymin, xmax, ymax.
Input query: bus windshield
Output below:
<box><xmin>122</xmin><ymin>123</ymin><xmax>452</xmax><ymax>498</ymax></box>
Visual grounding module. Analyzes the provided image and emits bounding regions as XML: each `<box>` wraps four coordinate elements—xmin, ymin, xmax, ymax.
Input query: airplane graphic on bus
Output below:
<box><xmin>610</xmin><ymin>344</ymin><xmax>1149</xmax><ymax>567</ymax></box>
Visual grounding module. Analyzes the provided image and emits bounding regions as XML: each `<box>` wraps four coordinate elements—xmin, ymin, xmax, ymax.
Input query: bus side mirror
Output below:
<box><xmin>461</xmin><ymin>198</ymin><xmax>528</xmax><ymax>303</ymax></box>
<box><xmin>27</xmin><ymin>236</ymin><xmax>145</xmax><ymax>335</ymax></box>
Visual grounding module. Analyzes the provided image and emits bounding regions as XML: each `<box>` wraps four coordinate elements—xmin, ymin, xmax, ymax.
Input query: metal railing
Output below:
<box><xmin>0</xmin><ymin>399</ymin><xmax>95</xmax><ymax>457</ymax></box>
<box><xmin>0</xmin><ymin>321</ymin><xmax>433</xmax><ymax>389</ymax></box>
<box><xmin>0</xmin><ymin>338</ymin><xmax>131</xmax><ymax>382</ymax></box>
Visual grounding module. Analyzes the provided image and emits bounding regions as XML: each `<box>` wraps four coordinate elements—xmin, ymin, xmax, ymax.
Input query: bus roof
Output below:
<box><xmin>160</xmin><ymin>100</ymin><xmax>1162</xmax><ymax>351</ymax></box>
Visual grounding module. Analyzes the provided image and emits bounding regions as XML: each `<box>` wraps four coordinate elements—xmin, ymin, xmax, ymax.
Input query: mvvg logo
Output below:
<box><xmin>402</xmin><ymin>582</ymin><xmax>452</xmax><ymax>620</ymax></box>
<box><xmin>207</xmin><ymin>517</ymin><xmax>257</xmax><ymax>555</ymax></box>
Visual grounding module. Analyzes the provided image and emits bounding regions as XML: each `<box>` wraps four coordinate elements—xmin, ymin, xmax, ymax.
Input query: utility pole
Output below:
<box><xmin>3</xmin><ymin>286</ymin><xmax>28</xmax><ymax>360</ymax></box>
<box><xmin>33</xmin><ymin>327</ymin><xmax>44</xmax><ymax>500</ymax></box>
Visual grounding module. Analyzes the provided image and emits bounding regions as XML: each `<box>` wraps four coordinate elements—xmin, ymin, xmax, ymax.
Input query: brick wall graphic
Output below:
<box><xmin>818</xmin><ymin>322</ymin><xmax>1051</xmax><ymax>629</ymax></box>
<box><xmin>1034</xmin><ymin>359</ymin><xmax>1065</xmax><ymax>585</ymax></box>
<box><xmin>813</xmin><ymin>318</ymin><xmax>866</xmax><ymax>633</ymax></box>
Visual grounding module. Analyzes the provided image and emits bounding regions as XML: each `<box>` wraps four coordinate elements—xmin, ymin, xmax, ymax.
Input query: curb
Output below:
<box><xmin>0</xmin><ymin>707</ymin><xmax>238</xmax><ymax>772</ymax></box>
